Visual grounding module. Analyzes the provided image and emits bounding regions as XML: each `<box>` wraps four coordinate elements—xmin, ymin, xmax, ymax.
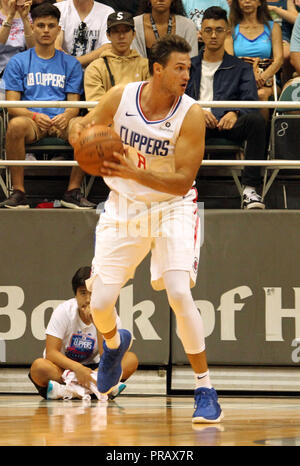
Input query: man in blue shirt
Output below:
<box><xmin>186</xmin><ymin>7</ymin><xmax>267</xmax><ymax>209</ymax></box>
<box><xmin>0</xmin><ymin>3</ymin><xmax>96</xmax><ymax>209</ymax></box>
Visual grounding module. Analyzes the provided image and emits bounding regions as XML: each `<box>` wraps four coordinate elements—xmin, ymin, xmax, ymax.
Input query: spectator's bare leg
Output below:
<box><xmin>282</xmin><ymin>42</ymin><xmax>294</xmax><ymax>86</ymax></box>
<box><xmin>5</xmin><ymin>117</ymin><xmax>36</xmax><ymax>192</ymax></box>
<box><xmin>121</xmin><ymin>352</ymin><xmax>139</xmax><ymax>382</ymax></box>
<box><xmin>67</xmin><ymin>166</ymin><xmax>86</xmax><ymax>191</ymax></box>
<box><xmin>258</xmin><ymin>87</ymin><xmax>273</xmax><ymax>122</ymax></box>
<box><xmin>30</xmin><ymin>358</ymin><xmax>64</xmax><ymax>387</ymax></box>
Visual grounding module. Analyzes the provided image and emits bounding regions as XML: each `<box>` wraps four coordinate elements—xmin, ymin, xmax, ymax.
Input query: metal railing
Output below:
<box><xmin>0</xmin><ymin>99</ymin><xmax>300</xmax><ymax>109</ymax></box>
<box><xmin>1</xmin><ymin>99</ymin><xmax>300</xmax><ymax>201</ymax></box>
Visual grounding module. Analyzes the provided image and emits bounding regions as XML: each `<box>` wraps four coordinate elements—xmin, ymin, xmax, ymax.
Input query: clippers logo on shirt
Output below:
<box><xmin>120</xmin><ymin>125</ymin><xmax>170</xmax><ymax>156</ymax></box>
<box><xmin>108</xmin><ymin>81</ymin><xmax>196</xmax><ymax>202</ymax></box>
<box><xmin>27</xmin><ymin>72</ymin><xmax>66</xmax><ymax>88</ymax></box>
<box><xmin>65</xmin><ymin>331</ymin><xmax>96</xmax><ymax>362</ymax></box>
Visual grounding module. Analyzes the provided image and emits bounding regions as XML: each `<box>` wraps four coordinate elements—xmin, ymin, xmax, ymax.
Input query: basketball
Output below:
<box><xmin>74</xmin><ymin>125</ymin><xmax>124</xmax><ymax>176</ymax></box>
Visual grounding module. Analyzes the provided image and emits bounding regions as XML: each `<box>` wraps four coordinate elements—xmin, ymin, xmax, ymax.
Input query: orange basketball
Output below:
<box><xmin>74</xmin><ymin>125</ymin><xmax>124</xmax><ymax>176</ymax></box>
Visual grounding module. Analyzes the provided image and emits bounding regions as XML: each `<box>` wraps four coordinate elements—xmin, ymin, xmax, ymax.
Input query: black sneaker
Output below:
<box><xmin>61</xmin><ymin>188</ymin><xmax>96</xmax><ymax>210</ymax></box>
<box><xmin>0</xmin><ymin>190</ymin><xmax>30</xmax><ymax>209</ymax></box>
<box><xmin>242</xmin><ymin>190</ymin><xmax>265</xmax><ymax>210</ymax></box>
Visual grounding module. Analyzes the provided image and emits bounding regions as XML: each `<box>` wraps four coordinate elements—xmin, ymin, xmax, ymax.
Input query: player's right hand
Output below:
<box><xmin>68</xmin><ymin>117</ymin><xmax>89</xmax><ymax>147</ymax></box>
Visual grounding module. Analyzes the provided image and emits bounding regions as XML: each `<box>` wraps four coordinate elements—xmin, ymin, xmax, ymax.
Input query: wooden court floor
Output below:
<box><xmin>1</xmin><ymin>394</ymin><xmax>300</xmax><ymax>447</ymax></box>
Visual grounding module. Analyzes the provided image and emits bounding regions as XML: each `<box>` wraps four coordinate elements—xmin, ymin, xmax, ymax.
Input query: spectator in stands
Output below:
<box><xmin>96</xmin><ymin>0</ymin><xmax>139</xmax><ymax>17</ymax></box>
<box><xmin>0</xmin><ymin>0</ymin><xmax>34</xmax><ymax>76</ymax></box>
<box><xmin>54</xmin><ymin>0</ymin><xmax>114</xmax><ymax>68</ymax></box>
<box><xmin>267</xmin><ymin>0</ymin><xmax>299</xmax><ymax>84</ymax></box>
<box><xmin>0</xmin><ymin>3</ymin><xmax>95</xmax><ymax>209</ymax></box>
<box><xmin>225</xmin><ymin>0</ymin><xmax>283</xmax><ymax>121</ymax></box>
<box><xmin>132</xmin><ymin>0</ymin><xmax>198</xmax><ymax>58</ymax></box>
<box><xmin>84</xmin><ymin>12</ymin><xmax>149</xmax><ymax>103</ymax></box>
<box><xmin>290</xmin><ymin>12</ymin><xmax>300</xmax><ymax>73</ymax></box>
<box><xmin>29</xmin><ymin>266</ymin><xmax>138</xmax><ymax>400</ymax></box>
<box><xmin>186</xmin><ymin>6</ymin><xmax>266</xmax><ymax>209</ymax></box>
<box><xmin>182</xmin><ymin>0</ymin><xmax>230</xmax><ymax>43</ymax></box>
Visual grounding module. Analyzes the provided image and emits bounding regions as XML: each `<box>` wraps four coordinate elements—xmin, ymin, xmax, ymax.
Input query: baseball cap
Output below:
<box><xmin>107</xmin><ymin>11</ymin><xmax>134</xmax><ymax>31</ymax></box>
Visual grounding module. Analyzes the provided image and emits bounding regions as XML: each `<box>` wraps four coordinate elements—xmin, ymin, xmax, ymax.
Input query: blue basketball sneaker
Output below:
<box><xmin>192</xmin><ymin>387</ymin><xmax>223</xmax><ymax>423</ymax></box>
<box><xmin>97</xmin><ymin>329</ymin><xmax>132</xmax><ymax>395</ymax></box>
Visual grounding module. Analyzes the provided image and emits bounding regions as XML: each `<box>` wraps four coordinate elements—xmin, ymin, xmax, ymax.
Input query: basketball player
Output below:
<box><xmin>69</xmin><ymin>34</ymin><xmax>223</xmax><ymax>423</ymax></box>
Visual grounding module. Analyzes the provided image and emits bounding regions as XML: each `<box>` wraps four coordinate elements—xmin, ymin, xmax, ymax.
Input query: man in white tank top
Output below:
<box><xmin>69</xmin><ymin>34</ymin><xmax>223</xmax><ymax>423</ymax></box>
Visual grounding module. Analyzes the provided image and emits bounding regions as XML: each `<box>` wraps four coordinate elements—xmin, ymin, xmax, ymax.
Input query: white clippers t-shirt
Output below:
<box><xmin>45</xmin><ymin>298</ymin><xmax>122</xmax><ymax>364</ymax></box>
<box><xmin>45</xmin><ymin>298</ymin><xmax>100</xmax><ymax>365</ymax></box>
<box><xmin>54</xmin><ymin>0</ymin><xmax>114</xmax><ymax>56</ymax></box>
<box><xmin>199</xmin><ymin>60</ymin><xmax>222</xmax><ymax>112</ymax></box>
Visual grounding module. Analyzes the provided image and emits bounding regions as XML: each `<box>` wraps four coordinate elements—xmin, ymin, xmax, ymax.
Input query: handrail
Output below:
<box><xmin>0</xmin><ymin>100</ymin><xmax>300</xmax><ymax>109</ymax></box>
<box><xmin>1</xmin><ymin>160</ymin><xmax>300</xmax><ymax>168</ymax></box>
<box><xmin>1</xmin><ymin>100</ymin><xmax>299</xmax><ymax>169</ymax></box>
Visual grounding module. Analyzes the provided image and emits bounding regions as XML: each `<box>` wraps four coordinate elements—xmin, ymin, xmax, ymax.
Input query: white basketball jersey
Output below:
<box><xmin>104</xmin><ymin>81</ymin><xmax>197</xmax><ymax>204</ymax></box>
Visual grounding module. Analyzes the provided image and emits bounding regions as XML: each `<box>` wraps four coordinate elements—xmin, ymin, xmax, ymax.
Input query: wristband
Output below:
<box><xmin>32</xmin><ymin>112</ymin><xmax>37</xmax><ymax>121</ymax></box>
<box><xmin>2</xmin><ymin>21</ymin><xmax>12</xmax><ymax>28</ymax></box>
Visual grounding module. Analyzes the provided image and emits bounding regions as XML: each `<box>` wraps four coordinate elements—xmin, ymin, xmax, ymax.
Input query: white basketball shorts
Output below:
<box><xmin>87</xmin><ymin>188</ymin><xmax>201</xmax><ymax>291</ymax></box>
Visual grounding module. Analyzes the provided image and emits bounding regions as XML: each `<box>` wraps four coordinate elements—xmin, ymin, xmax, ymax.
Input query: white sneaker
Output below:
<box><xmin>242</xmin><ymin>190</ymin><xmax>265</xmax><ymax>210</ymax></box>
<box><xmin>46</xmin><ymin>380</ymin><xmax>75</xmax><ymax>400</ymax></box>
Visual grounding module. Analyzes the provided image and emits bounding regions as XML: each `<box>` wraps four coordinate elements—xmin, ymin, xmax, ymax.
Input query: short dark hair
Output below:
<box><xmin>148</xmin><ymin>34</ymin><xmax>191</xmax><ymax>75</ymax></box>
<box><xmin>71</xmin><ymin>266</ymin><xmax>91</xmax><ymax>295</ymax></box>
<box><xmin>31</xmin><ymin>2</ymin><xmax>61</xmax><ymax>22</ymax></box>
<box><xmin>202</xmin><ymin>6</ymin><xmax>228</xmax><ymax>23</ymax></box>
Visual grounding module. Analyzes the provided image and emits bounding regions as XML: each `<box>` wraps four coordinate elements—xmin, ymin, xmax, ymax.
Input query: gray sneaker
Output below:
<box><xmin>0</xmin><ymin>190</ymin><xmax>30</xmax><ymax>209</ymax></box>
<box><xmin>242</xmin><ymin>190</ymin><xmax>265</xmax><ymax>210</ymax></box>
<box><xmin>61</xmin><ymin>189</ymin><xmax>96</xmax><ymax>210</ymax></box>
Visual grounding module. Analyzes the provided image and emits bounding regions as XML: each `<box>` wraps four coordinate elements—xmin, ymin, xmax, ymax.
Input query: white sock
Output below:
<box><xmin>194</xmin><ymin>371</ymin><xmax>212</xmax><ymax>389</ymax></box>
<box><xmin>105</xmin><ymin>331</ymin><xmax>121</xmax><ymax>349</ymax></box>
